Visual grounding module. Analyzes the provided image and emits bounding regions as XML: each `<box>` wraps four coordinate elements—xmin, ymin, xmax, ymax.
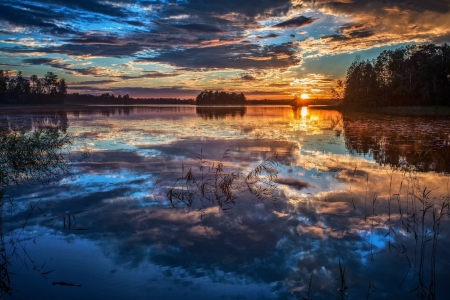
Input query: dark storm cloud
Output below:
<box><xmin>140</xmin><ymin>43</ymin><xmax>301</xmax><ymax>70</ymax></box>
<box><xmin>320</xmin><ymin>22</ymin><xmax>375</xmax><ymax>42</ymax></box>
<box><xmin>71</xmin><ymin>80</ymin><xmax>119</xmax><ymax>85</ymax></box>
<box><xmin>245</xmin><ymin>90</ymin><xmax>288</xmax><ymax>95</ymax></box>
<box><xmin>273</xmin><ymin>16</ymin><xmax>318</xmax><ymax>28</ymax></box>
<box><xmin>169</xmin><ymin>23</ymin><xmax>224</xmax><ymax>33</ymax></box>
<box><xmin>22</xmin><ymin>58</ymin><xmax>72</xmax><ymax>71</ymax></box>
<box><xmin>117</xmin><ymin>71</ymin><xmax>182</xmax><ymax>80</ymax></box>
<box><xmin>23</xmin><ymin>58</ymin><xmax>109</xmax><ymax>77</ymax></box>
<box><xmin>0</xmin><ymin>63</ymin><xmax>21</xmax><ymax>67</ymax></box>
<box><xmin>337</xmin><ymin>23</ymin><xmax>375</xmax><ymax>39</ymax></box>
<box><xmin>43</xmin><ymin>0</ymin><xmax>130</xmax><ymax>17</ymax></box>
<box><xmin>1</xmin><ymin>0</ymin><xmax>302</xmax><ymax>71</ymax></box>
<box><xmin>3</xmin><ymin>28</ymin><xmax>235</xmax><ymax>59</ymax></box>
<box><xmin>0</xmin><ymin>0</ymin><xmax>145</xmax><ymax>38</ymax></box>
<box><xmin>66</xmin><ymin>34</ymin><xmax>121</xmax><ymax>45</ymax></box>
<box><xmin>320</xmin><ymin>34</ymin><xmax>349</xmax><ymax>42</ymax></box>
<box><xmin>35</xmin><ymin>43</ymin><xmax>146</xmax><ymax>58</ymax></box>
<box><xmin>433</xmin><ymin>33</ymin><xmax>450</xmax><ymax>43</ymax></box>
<box><xmin>338</xmin><ymin>22</ymin><xmax>366</xmax><ymax>32</ymax></box>
<box><xmin>348</xmin><ymin>30</ymin><xmax>374</xmax><ymax>39</ymax></box>
<box><xmin>126</xmin><ymin>20</ymin><xmax>146</xmax><ymax>27</ymax></box>
<box><xmin>240</xmin><ymin>74</ymin><xmax>259</xmax><ymax>81</ymax></box>
<box><xmin>22</xmin><ymin>58</ymin><xmax>56</xmax><ymax>65</ymax></box>
<box><xmin>176</xmin><ymin>0</ymin><xmax>292</xmax><ymax>17</ymax></box>
<box><xmin>68</xmin><ymin>86</ymin><xmax>200</xmax><ymax>98</ymax></box>
<box><xmin>307</xmin><ymin>0</ymin><xmax>450</xmax><ymax>14</ymax></box>
<box><xmin>0</xmin><ymin>2</ymin><xmax>75</xmax><ymax>35</ymax></box>
<box><xmin>22</xmin><ymin>58</ymin><xmax>182</xmax><ymax>80</ymax></box>
<box><xmin>268</xmin><ymin>83</ymin><xmax>290</xmax><ymax>87</ymax></box>
<box><xmin>259</xmin><ymin>33</ymin><xmax>280</xmax><ymax>39</ymax></box>
<box><xmin>4</xmin><ymin>0</ymin><xmax>449</xmax><ymax>84</ymax></box>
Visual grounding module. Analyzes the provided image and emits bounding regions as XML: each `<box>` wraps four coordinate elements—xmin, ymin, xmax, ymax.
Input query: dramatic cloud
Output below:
<box><xmin>259</xmin><ymin>33</ymin><xmax>280</xmax><ymax>39</ymax></box>
<box><xmin>68</xmin><ymin>86</ymin><xmax>200</xmax><ymax>98</ymax></box>
<box><xmin>71</xmin><ymin>80</ymin><xmax>118</xmax><ymax>85</ymax></box>
<box><xmin>43</xmin><ymin>0</ymin><xmax>130</xmax><ymax>17</ymax></box>
<box><xmin>65</xmin><ymin>34</ymin><xmax>121</xmax><ymax>45</ymax></box>
<box><xmin>240</xmin><ymin>74</ymin><xmax>259</xmax><ymax>81</ymax></box>
<box><xmin>169</xmin><ymin>23</ymin><xmax>224</xmax><ymax>33</ymax></box>
<box><xmin>140</xmin><ymin>43</ymin><xmax>301</xmax><ymax>70</ymax></box>
<box><xmin>1</xmin><ymin>0</ymin><xmax>449</xmax><ymax>98</ymax></box>
<box><xmin>176</xmin><ymin>0</ymin><xmax>293</xmax><ymax>17</ymax></box>
<box><xmin>273</xmin><ymin>16</ymin><xmax>318</xmax><ymax>28</ymax></box>
<box><xmin>0</xmin><ymin>2</ymin><xmax>75</xmax><ymax>35</ymax></box>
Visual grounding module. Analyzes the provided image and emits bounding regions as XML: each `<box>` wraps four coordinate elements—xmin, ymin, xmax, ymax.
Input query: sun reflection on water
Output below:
<box><xmin>301</xmin><ymin>106</ymin><xmax>308</xmax><ymax>118</ymax></box>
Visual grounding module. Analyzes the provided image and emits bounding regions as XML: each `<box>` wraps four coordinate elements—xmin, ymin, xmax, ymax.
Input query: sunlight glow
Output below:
<box><xmin>301</xmin><ymin>106</ymin><xmax>308</xmax><ymax>118</ymax></box>
<box><xmin>300</xmin><ymin>93</ymin><xmax>310</xmax><ymax>99</ymax></box>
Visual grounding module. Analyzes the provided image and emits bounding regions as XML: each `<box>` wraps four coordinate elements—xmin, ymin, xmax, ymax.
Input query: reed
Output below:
<box><xmin>167</xmin><ymin>150</ymin><xmax>280</xmax><ymax>214</ymax></box>
<box><xmin>337</xmin><ymin>259</ymin><xmax>349</xmax><ymax>300</ymax></box>
<box><xmin>301</xmin><ymin>273</ymin><xmax>313</xmax><ymax>300</ymax></box>
<box><xmin>0</xmin><ymin>188</ymin><xmax>13</xmax><ymax>297</ymax></box>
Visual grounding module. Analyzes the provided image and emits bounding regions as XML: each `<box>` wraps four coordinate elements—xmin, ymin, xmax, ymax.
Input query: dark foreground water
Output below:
<box><xmin>1</xmin><ymin>106</ymin><xmax>450</xmax><ymax>299</ymax></box>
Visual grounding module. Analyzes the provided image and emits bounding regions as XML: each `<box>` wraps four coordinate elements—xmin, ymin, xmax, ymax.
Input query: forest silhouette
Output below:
<box><xmin>340</xmin><ymin>43</ymin><xmax>450</xmax><ymax>107</ymax></box>
<box><xmin>0</xmin><ymin>71</ymin><xmax>67</xmax><ymax>104</ymax></box>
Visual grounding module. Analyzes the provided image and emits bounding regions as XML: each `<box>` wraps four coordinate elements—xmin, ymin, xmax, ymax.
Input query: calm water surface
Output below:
<box><xmin>1</xmin><ymin>106</ymin><xmax>450</xmax><ymax>299</ymax></box>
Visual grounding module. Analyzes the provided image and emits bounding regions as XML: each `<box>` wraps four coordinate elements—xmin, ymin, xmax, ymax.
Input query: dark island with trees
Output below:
<box><xmin>338</xmin><ymin>43</ymin><xmax>450</xmax><ymax>107</ymax></box>
<box><xmin>196</xmin><ymin>90</ymin><xmax>247</xmax><ymax>105</ymax></box>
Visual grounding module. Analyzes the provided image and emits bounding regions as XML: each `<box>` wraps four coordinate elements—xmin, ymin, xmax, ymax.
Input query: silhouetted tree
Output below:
<box><xmin>65</xmin><ymin>93</ymin><xmax>195</xmax><ymax>105</ymax></box>
<box><xmin>57</xmin><ymin>78</ymin><xmax>67</xmax><ymax>104</ymax></box>
<box><xmin>331</xmin><ymin>80</ymin><xmax>344</xmax><ymax>100</ymax></box>
<box><xmin>0</xmin><ymin>71</ymin><xmax>9</xmax><ymax>103</ymax></box>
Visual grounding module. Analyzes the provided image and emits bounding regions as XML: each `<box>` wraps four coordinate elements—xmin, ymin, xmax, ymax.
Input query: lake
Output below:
<box><xmin>1</xmin><ymin>105</ymin><xmax>450</xmax><ymax>299</ymax></box>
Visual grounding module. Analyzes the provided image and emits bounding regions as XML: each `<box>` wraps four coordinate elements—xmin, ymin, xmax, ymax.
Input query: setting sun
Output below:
<box><xmin>300</xmin><ymin>93</ymin><xmax>310</xmax><ymax>100</ymax></box>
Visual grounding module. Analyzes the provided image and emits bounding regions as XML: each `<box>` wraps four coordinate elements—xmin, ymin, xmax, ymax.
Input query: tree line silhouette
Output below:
<box><xmin>66</xmin><ymin>93</ymin><xmax>195</xmax><ymax>105</ymax></box>
<box><xmin>0</xmin><ymin>71</ymin><xmax>67</xmax><ymax>104</ymax></box>
<box><xmin>196</xmin><ymin>90</ymin><xmax>246</xmax><ymax>105</ymax></box>
<box><xmin>341</xmin><ymin>43</ymin><xmax>450</xmax><ymax>106</ymax></box>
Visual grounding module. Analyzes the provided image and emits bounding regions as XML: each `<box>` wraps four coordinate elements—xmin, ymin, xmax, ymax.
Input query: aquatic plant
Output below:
<box><xmin>167</xmin><ymin>149</ymin><xmax>280</xmax><ymax>214</ymax></box>
<box><xmin>0</xmin><ymin>127</ymin><xmax>89</xmax><ymax>297</ymax></box>
<box><xmin>0</xmin><ymin>128</ymin><xmax>79</xmax><ymax>187</ymax></box>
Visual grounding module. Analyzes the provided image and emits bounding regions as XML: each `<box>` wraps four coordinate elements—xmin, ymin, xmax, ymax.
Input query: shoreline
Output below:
<box><xmin>0</xmin><ymin>103</ymin><xmax>87</xmax><ymax>109</ymax></box>
<box><xmin>312</xmin><ymin>105</ymin><xmax>450</xmax><ymax>116</ymax></box>
<box><xmin>2</xmin><ymin>103</ymin><xmax>450</xmax><ymax>116</ymax></box>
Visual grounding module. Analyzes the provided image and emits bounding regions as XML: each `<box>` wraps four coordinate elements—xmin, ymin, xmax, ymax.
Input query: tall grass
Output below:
<box><xmin>167</xmin><ymin>149</ymin><xmax>280</xmax><ymax>214</ymax></box>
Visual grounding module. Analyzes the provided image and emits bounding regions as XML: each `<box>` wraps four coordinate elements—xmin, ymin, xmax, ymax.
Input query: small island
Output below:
<box><xmin>195</xmin><ymin>90</ymin><xmax>247</xmax><ymax>106</ymax></box>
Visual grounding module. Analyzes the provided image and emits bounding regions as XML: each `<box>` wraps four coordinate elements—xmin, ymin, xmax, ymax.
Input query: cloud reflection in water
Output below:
<box><xmin>2</xmin><ymin>106</ymin><xmax>450</xmax><ymax>299</ymax></box>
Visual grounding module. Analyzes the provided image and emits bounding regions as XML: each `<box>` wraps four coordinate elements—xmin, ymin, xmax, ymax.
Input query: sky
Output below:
<box><xmin>1</xmin><ymin>0</ymin><xmax>450</xmax><ymax>100</ymax></box>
